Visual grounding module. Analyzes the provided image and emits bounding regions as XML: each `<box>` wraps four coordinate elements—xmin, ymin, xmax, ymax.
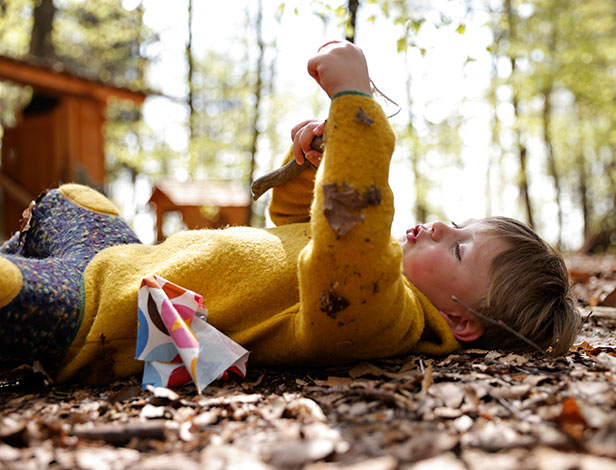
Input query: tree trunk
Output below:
<box><xmin>346</xmin><ymin>0</ymin><xmax>359</xmax><ymax>42</ymax></box>
<box><xmin>30</xmin><ymin>0</ymin><xmax>57</xmax><ymax>58</ymax></box>
<box><xmin>245</xmin><ymin>0</ymin><xmax>265</xmax><ymax>226</ymax></box>
<box><xmin>186</xmin><ymin>0</ymin><xmax>196</xmax><ymax>176</ymax></box>
<box><xmin>606</xmin><ymin>155</ymin><xmax>616</xmax><ymax>248</ymax></box>
<box><xmin>486</xmin><ymin>37</ymin><xmax>503</xmax><ymax>217</ymax></box>
<box><xmin>578</xmin><ymin>153</ymin><xmax>590</xmax><ymax>241</ymax></box>
<box><xmin>404</xmin><ymin>51</ymin><xmax>427</xmax><ymax>223</ymax></box>
<box><xmin>542</xmin><ymin>85</ymin><xmax>563</xmax><ymax>249</ymax></box>
<box><xmin>541</xmin><ymin>14</ymin><xmax>563</xmax><ymax>248</ymax></box>
<box><xmin>505</xmin><ymin>0</ymin><xmax>534</xmax><ymax>228</ymax></box>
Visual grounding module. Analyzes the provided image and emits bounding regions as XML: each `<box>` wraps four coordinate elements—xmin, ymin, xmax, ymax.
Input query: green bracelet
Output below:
<box><xmin>332</xmin><ymin>90</ymin><xmax>373</xmax><ymax>100</ymax></box>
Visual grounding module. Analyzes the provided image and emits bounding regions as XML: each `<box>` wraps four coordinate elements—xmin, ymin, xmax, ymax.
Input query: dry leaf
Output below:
<box><xmin>322</xmin><ymin>182</ymin><xmax>367</xmax><ymax>237</ymax></box>
<box><xmin>348</xmin><ymin>361</ymin><xmax>387</xmax><ymax>378</ymax></box>
<box><xmin>419</xmin><ymin>364</ymin><xmax>433</xmax><ymax>399</ymax></box>
<box><xmin>355</xmin><ymin>106</ymin><xmax>374</xmax><ymax>126</ymax></box>
<box><xmin>600</xmin><ymin>287</ymin><xmax>616</xmax><ymax>307</ymax></box>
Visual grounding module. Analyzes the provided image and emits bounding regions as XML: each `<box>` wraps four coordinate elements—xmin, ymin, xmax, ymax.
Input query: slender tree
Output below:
<box><xmin>346</xmin><ymin>0</ymin><xmax>359</xmax><ymax>42</ymax></box>
<box><xmin>504</xmin><ymin>0</ymin><xmax>534</xmax><ymax>228</ymax></box>
<box><xmin>403</xmin><ymin>49</ymin><xmax>427</xmax><ymax>223</ymax></box>
<box><xmin>187</xmin><ymin>0</ymin><xmax>196</xmax><ymax>176</ymax></box>
<box><xmin>246</xmin><ymin>0</ymin><xmax>266</xmax><ymax>225</ymax></box>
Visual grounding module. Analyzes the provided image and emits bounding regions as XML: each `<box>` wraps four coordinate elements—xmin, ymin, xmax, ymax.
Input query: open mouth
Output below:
<box><xmin>406</xmin><ymin>225</ymin><xmax>422</xmax><ymax>243</ymax></box>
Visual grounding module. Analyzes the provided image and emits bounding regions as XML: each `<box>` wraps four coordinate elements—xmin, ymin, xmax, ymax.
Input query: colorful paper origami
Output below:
<box><xmin>135</xmin><ymin>275</ymin><xmax>249</xmax><ymax>393</ymax></box>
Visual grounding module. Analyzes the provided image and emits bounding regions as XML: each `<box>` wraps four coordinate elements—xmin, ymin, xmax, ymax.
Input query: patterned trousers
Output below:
<box><xmin>0</xmin><ymin>186</ymin><xmax>141</xmax><ymax>372</ymax></box>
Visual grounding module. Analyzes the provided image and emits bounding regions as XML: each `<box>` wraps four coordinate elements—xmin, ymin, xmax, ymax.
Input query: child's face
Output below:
<box><xmin>400</xmin><ymin>220</ymin><xmax>508</xmax><ymax>316</ymax></box>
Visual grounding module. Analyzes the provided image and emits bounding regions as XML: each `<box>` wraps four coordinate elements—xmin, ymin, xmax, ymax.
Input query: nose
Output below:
<box><xmin>430</xmin><ymin>221</ymin><xmax>452</xmax><ymax>241</ymax></box>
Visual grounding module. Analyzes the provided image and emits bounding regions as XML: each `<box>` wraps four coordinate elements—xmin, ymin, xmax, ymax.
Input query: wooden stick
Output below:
<box><xmin>73</xmin><ymin>422</ymin><xmax>167</xmax><ymax>445</ymax></box>
<box><xmin>251</xmin><ymin>134</ymin><xmax>325</xmax><ymax>201</ymax></box>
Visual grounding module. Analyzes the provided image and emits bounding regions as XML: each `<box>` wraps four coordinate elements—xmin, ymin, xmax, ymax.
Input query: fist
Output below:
<box><xmin>307</xmin><ymin>41</ymin><xmax>372</xmax><ymax>98</ymax></box>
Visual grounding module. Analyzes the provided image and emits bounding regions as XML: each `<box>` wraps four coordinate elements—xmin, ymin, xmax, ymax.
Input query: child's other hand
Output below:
<box><xmin>291</xmin><ymin>119</ymin><xmax>325</xmax><ymax>166</ymax></box>
<box><xmin>307</xmin><ymin>41</ymin><xmax>372</xmax><ymax>98</ymax></box>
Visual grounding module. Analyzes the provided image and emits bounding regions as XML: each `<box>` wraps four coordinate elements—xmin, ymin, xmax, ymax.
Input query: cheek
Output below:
<box><xmin>403</xmin><ymin>251</ymin><xmax>438</xmax><ymax>286</ymax></box>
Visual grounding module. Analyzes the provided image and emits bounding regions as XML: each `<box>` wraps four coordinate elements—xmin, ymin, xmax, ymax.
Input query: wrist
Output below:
<box><xmin>332</xmin><ymin>90</ymin><xmax>373</xmax><ymax>100</ymax></box>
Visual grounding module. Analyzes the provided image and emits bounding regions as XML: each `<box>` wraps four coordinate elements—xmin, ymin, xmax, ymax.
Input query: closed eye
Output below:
<box><xmin>451</xmin><ymin>221</ymin><xmax>459</xmax><ymax>229</ymax></box>
<box><xmin>454</xmin><ymin>242</ymin><xmax>462</xmax><ymax>261</ymax></box>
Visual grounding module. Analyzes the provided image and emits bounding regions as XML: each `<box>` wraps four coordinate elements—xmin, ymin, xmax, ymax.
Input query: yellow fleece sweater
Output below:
<box><xmin>56</xmin><ymin>94</ymin><xmax>459</xmax><ymax>384</ymax></box>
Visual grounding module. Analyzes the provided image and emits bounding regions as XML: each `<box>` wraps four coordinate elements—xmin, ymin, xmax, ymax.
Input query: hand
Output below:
<box><xmin>291</xmin><ymin>119</ymin><xmax>325</xmax><ymax>166</ymax></box>
<box><xmin>307</xmin><ymin>41</ymin><xmax>372</xmax><ymax>98</ymax></box>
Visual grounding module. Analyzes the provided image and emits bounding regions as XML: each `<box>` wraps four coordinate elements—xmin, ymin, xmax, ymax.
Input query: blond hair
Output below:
<box><xmin>468</xmin><ymin>217</ymin><xmax>580</xmax><ymax>356</ymax></box>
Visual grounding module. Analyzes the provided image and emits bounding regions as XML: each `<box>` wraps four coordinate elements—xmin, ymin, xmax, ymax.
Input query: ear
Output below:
<box><xmin>440</xmin><ymin>311</ymin><xmax>484</xmax><ymax>342</ymax></box>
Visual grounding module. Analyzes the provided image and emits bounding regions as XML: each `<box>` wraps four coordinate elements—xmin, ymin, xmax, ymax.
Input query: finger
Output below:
<box><xmin>291</xmin><ymin>120</ymin><xmax>312</xmax><ymax>141</ymax></box>
<box><xmin>313</xmin><ymin>121</ymin><xmax>325</xmax><ymax>136</ymax></box>
<box><xmin>307</xmin><ymin>57</ymin><xmax>320</xmax><ymax>83</ymax></box>
<box><xmin>305</xmin><ymin>150</ymin><xmax>323</xmax><ymax>167</ymax></box>
<box><xmin>293</xmin><ymin>131</ymin><xmax>305</xmax><ymax>165</ymax></box>
<box><xmin>298</xmin><ymin>126</ymin><xmax>316</xmax><ymax>155</ymax></box>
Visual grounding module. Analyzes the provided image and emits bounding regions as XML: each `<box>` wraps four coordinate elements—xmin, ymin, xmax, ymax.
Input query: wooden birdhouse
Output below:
<box><xmin>148</xmin><ymin>179</ymin><xmax>250</xmax><ymax>242</ymax></box>
<box><xmin>0</xmin><ymin>55</ymin><xmax>146</xmax><ymax>237</ymax></box>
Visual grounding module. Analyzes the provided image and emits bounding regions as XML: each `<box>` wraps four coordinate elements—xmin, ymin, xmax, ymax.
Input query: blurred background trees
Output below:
<box><xmin>0</xmin><ymin>0</ymin><xmax>614</xmax><ymax>251</ymax></box>
<box><xmin>486</xmin><ymin>0</ymin><xmax>616</xmax><ymax>251</ymax></box>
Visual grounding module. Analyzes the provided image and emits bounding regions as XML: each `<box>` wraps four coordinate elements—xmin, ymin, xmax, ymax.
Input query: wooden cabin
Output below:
<box><xmin>0</xmin><ymin>55</ymin><xmax>146</xmax><ymax>237</ymax></box>
<box><xmin>148</xmin><ymin>179</ymin><xmax>250</xmax><ymax>242</ymax></box>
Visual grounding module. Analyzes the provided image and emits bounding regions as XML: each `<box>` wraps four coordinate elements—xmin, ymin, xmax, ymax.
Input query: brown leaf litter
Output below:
<box><xmin>1</xmin><ymin>253</ymin><xmax>616</xmax><ymax>469</ymax></box>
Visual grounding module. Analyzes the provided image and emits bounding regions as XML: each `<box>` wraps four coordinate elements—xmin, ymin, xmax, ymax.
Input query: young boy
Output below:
<box><xmin>0</xmin><ymin>41</ymin><xmax>579</xmax><ymax>384</ymax></box>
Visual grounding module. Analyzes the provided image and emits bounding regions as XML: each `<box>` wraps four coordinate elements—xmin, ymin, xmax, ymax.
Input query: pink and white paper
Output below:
<box><xmin>135</xmin><ymin>275</ymin><xmax>249</xmax><ymax>393</ymax></box>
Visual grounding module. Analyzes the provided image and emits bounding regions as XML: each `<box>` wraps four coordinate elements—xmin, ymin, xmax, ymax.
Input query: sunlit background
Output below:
<box><xmin>1</xmin><ymin>0</ymin><xmax>615</xmax><ymax>251</ymax></box>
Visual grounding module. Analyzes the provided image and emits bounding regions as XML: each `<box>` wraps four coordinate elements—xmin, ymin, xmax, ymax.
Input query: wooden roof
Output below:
<box><xmin>0</xmin><ymin>55</ymin><xmax>147</xmax><ymax>103</ymax></box>
<box><xmin>150</xmin><ymin>180</ymin><xmax>251</xmax><ymax>207</ymax></box>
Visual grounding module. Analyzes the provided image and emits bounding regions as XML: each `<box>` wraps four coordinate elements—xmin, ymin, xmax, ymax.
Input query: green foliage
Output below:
<box><xmin>0</xmin><ymin>0</ymin><xmax>32</xmax><ymax>56</ymax></box>
<box><xmin>53</xmin><ymin>0</ymin><xmax>155</xmax><ymax>89</ymax></box>
<box><xmin>51</xmin><ymin>0</ymin><xmax>158</xmax><ymax>202</ymax></box>
<box><xmin>3</xmin><ymin>0</ymin><xmax>614</xmax><ymax>245</ymax></box>
<box><xmin>0</xmin><ymin>0</ymin><xmax>34</xmax><ymax>127</ymax></box>
<box><xmin>486</xmin><ymin>0</ymin><xmax>616</xmax><ymax>249</ymax></box>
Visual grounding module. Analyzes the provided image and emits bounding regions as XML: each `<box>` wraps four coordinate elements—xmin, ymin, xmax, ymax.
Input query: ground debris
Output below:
<box><xmin>1</xmin><ymin>254</ymin><xmax>616</xmax><ymax>469</ymax></box>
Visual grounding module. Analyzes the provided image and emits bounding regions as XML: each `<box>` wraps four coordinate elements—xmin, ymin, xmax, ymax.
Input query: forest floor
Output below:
<box><xmin>1</xmin><ymin>254</ymin><xmax>615</xmax><ymax>470</ymax></box>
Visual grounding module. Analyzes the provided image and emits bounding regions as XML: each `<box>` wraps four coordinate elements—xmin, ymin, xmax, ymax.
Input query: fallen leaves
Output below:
<box><xmin>1</xmin><ymin>254</ymin><xmax>616</xmax><ymax>469</ymax></box>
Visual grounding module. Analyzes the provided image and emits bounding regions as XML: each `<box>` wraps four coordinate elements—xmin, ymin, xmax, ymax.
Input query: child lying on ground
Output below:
<box><xmin>0</xmin><ymin>41</ymin><xmax>580</xmax><ymax>384</ymax></box>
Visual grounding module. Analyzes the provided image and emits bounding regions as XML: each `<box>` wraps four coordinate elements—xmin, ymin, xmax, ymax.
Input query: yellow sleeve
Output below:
<box><xmin>293</xmin><ymin>93</ymin><xmax>458</xmax><ymax>362</ymax></box>
<box><xmin>268</xmin><ymin>147</ymin><xmax>318</xmax><ymax>226</ymax></box>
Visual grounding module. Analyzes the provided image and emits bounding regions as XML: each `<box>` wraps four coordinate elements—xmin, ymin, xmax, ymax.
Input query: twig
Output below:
<box><xmin>452</xmin><ymin>296</ymin><xmax>547</xmax><ymax>356</ymax></box>
<box><xmin>578</xmin><ymin>309</ymin><xmax>594</xmax><ymax>333</ymax></box>
<box><xmin>494</xmin><ymin>396</ymin><xmax>526</xmax><ymax>420</ymax></box>
<box><xmin>250</xmin><ymin>135</ymin><xmax>323</xmax><ymax>200</ymax></box>
<box><xmin>73</xmin><ymin>422</ymin><xmax>167</xmax><ymax>445</ymax></box>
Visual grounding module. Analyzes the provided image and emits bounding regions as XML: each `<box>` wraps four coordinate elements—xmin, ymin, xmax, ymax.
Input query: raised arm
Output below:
<box><xmin>292</xmin><ymin>42</ymin><xmax>421</xmax><ymax>361</ymax></box>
